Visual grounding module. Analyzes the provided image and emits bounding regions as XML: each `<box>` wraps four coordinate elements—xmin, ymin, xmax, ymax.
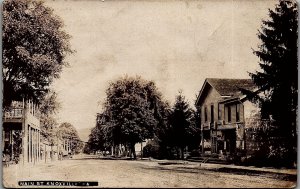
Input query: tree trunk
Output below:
<box><xmin>123</xmin><ymin>144</ymin><xmax>127</xmax><ymax>157</ymax></box>
<box><xmin>51</xmin><ymin>145</ymin><xmax>53</xmax><ymax>161</ymax></box>
<box><xmin>114</xmin><ymin>145</ymin><xmax>118</xmax><ymax>157</ymax></box>
<box><xmin>180</xmin><ymin>147</ymin><xmax>184</xmax><ymax>160</ymax></box>
<box><xmin>131</xmin><ymin>144</ymin><xmax>136</xmax><ymax>159</ymax></box>
<box><xmin>176</xmin><ymin>147</ymin><xmax>180</xmax><ymax>159</ymax></box>
<box><xmin>140</xmin><ymin>142</ymin><xmax>143</xmax><ymax>160</ymax></box>
<box><xmin>119</xmin><ymin>144</ymin><xmax>122</xmax><ymax>157</ymax></box>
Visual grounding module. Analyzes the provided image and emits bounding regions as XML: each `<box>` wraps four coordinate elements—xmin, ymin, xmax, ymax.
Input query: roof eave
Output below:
<box><xmin>195</xmin><ymin>79</ymin><xmax>208</xmax><ymax>107</ymax></box>
<box><xmin>195</xmin><ymin>78</ymin><xmax>223</xmax><ymax>107</ymax></box>
<box><xmin>219</xmin><ymin>97</ymin><xmax>240</xmax><ymax>104</ymax></box>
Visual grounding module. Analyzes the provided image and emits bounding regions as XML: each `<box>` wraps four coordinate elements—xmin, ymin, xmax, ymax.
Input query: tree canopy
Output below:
<box><xmin>249</xmin><ymin>0</ymin><xmax>297</xmax><ymax>165</ymax></box>
<box><xmin>91</xmin><ymin>76</ymin><xmax>168</xmax><ymax>158</ymax></box>
<box><xmin>57</xmin><ymin>122</ymin><xmax>83</xmax><ymax>154</ymax></box>
<box><xmin>167</xmin><ymin>92</ymin><xmax>200</xmax><ymax>159</ymax></box>
<box><xmin>39</xmin><ymin>91</ymin><xmax>60</xmax><ymax>145</ymax></box>
<box><xmin>3</xmin><ymin>0</ymin><xmax>73</xmax><ymax>108</ymax></box>
<box><xmin>85</xmin><ymin>114</ymin><xmax>113</xmax><ymax>154</ymax></box>
<box><xmin>86</xmin><ymin>77</ymin><xmax>202</xmax><ymax>159</ymax></box>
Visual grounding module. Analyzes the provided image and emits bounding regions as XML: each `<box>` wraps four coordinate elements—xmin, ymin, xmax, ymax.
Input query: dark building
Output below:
<box><xmin>195</xmin><ymin>78</ymin><xmax>260</xmax><ymax>156</ymax></box>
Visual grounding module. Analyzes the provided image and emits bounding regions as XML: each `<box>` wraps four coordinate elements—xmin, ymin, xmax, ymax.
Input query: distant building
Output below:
<box><xmin>135</xmin><ymin>140</ymin><xmax>148</xmax><ymax>156</ymax></box>
<box><xmin>2</xmin><ymin>100</ymin><xmax>41</xmax><ymax>165</ymax></box>
<box><xmin>195</xmin><ymin>78</ymin><xmax>260</xmax><ymax>156</ymax></box>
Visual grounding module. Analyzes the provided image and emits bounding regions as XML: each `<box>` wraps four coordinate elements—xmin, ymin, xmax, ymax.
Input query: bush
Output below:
<box><xmin>189</xmin><ymin>149</ymin><xmax>200</xmax><ymax>157</ymax></box>
<box><xmin>143</xmin><ymin>143</ymin><xmax>160</xmax><ymax>159</ymax></box>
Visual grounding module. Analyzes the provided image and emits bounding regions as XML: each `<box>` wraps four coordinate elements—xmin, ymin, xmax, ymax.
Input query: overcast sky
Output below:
<box><xmin>45</xmin><ymin>0</ymin><xmax>276</xmax><ymax>139</ymax></box>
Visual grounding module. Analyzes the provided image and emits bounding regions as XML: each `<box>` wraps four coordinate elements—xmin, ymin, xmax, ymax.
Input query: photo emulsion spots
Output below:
<box><xmin>2</xmin><ymin>0</ymin><xmax>297</xmax><ymax>188</ymax></box>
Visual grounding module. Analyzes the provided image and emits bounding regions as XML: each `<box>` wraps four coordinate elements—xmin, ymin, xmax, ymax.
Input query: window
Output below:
<box><xmin>199</xmin><ymin>108</ymin><xmax>201</xmax><ymax>125</ymax></box>
<box><xmin>227</xmin><ymin>106</ymin><xmax>231</xmax><ymax>122</ymax></box>
<box><xmin>204</xmin><ymin>106</ymin><xmax>208</xmax><ymax>122</ymax></box>
<box><xmin>218</xmin><ymin>104</ymin><xmax>221</xmax><ymax>120</ymax></box>
<box><xmin>210</xmin><ymin>104</ymin><xmax>214</xmax><ymax>123</ymax></box>
<box><xmin>236</xmin><ymin>104</ymin><xmax>240</xmax><ymax>122</ymax></box>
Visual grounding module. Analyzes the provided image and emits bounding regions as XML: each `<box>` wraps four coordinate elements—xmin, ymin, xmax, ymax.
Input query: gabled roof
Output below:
<box><xmin>195</xmin><ymin>78</ymin><xmax>256</xmax><ymax>106</ymax></box>
<box><xmin>206</xmin><ymin>78</ymin><xmax>256</xmax><ymax>96</ymax></box>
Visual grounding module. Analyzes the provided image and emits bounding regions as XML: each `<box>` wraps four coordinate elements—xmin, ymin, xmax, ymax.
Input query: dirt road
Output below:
<box><xmin>3</xmin><ymin>155</ymin><xmax>296</xmax><ymax>188</ymax></box>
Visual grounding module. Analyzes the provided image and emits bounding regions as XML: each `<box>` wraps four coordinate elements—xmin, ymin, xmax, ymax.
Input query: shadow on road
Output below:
<box><xmin>69</xmin><ymin>155</ymin><xmax>297</xmax><ymax>182</ymax></box>
<box><xmin>70</xmin><ymin>156</ymin><xmax>136</xmax><ymax>161</ymax></box>
<box><xmin>214</xmin><ymin>167</ymin><xmax>297</xmax><ymax>181</ymax></box>
<box><xmin>141</xmin><ymin>165</ymin><xmax>297</xmax><ymax>182</ymax></box>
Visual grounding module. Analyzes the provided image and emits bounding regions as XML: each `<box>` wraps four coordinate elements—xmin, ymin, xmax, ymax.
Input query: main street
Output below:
<box><xmin>3</xmin><ymin>154</ymin><xmax>295</xmax><ymax>188</ymax></box>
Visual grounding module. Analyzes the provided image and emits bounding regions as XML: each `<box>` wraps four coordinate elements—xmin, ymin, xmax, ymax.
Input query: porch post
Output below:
<box><xmin>39</xmin><ymin>131</ymin><xmax>41</xmax><ymax>161</ymax></box>
<box><xmin>22</xmin><ymin>104</ymin><xmax>26</xmax><ymax>165</ymax></box>
<box><xmin>33</xmin><ymin>129</ymin><xmax>36</xmax><ymax>164</ymax></box>
<box><xmin>37</xmin><ymin>131</ymin><xmax>39</xmax><ymax>161</ymax></box>
<box><xmin>29</xmin><ymin>126</ymin><xmax>31</xmax><ymax>163</ymax></box>
<box><xmin>36</xmin><ymin>129</ymin><xmax>38</xmax><ymax>162</ymax></box>
<box><xmin>201</xmin><ymin>128</ymin><xmax>204</xmax><ymax>155</ymax></box>
<box><xmin>210</xmin><ymin>129</ymin><xmax>213</xmax><ymax>153</ymax></box>
<box><xmin>32</xmin><ymin>128</ymin><xmax>34</xmax><ymax>163</ymax></box>
<box><xmin>11</xmin><ymin>130</ymin><xmax>14</xmax><ymax>161</ymax></box>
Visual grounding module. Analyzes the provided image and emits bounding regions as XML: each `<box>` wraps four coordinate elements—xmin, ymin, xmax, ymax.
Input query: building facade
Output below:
<box><xmin>2</xmin><ymin>100</ymin><xmax>41</xmax><ymax>165</ymax></box>
<box><xmin>195</xmin><ymin>78</ymin><xmax>259</xmax><ymax>156</ymax></box>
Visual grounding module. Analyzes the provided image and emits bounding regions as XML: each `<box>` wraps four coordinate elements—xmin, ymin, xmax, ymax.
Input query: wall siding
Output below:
<box><xmin>240</xmin><ymin>104</ymin><xmax>244</xmax><ymax>122</ymax></box>
<box><xmin>200</xmin><ymin>86</ymin><xmax>222</xmax><ymax>125</ymax></box>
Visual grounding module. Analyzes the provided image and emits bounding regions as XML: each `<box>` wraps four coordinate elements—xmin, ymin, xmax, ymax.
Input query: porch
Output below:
<box><xmin>2</xmin><ymin>100</ymin><xmax>41</xmax><ymax>166</ymax></box>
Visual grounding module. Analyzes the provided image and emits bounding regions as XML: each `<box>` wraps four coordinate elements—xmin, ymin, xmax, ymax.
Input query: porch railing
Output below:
<box><xmin>4</xmin><ymin>108</ymin><xmax>24</xmax><ymax>119</ymax></box>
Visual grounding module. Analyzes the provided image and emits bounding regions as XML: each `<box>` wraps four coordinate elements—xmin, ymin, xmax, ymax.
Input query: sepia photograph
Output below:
<box><xmin>2</xmin><ymin>0</ymin><xmax>298</xmax><ymax>188</ymax></box>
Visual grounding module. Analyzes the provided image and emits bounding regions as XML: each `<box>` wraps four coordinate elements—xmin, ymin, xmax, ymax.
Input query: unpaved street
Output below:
<box><xmin>3</xmin><ymin>155</ymin><xmax>296</xmax><ymax>188</ymax></box>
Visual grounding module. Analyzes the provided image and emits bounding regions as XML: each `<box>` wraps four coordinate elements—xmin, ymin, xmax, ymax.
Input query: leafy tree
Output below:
<box><xmin>100</xmin><ymin>76</ymin><xmax>166</xmax><ymax>159</ymax></box>
<box><xmin>186</xmin><ymin>109</ymin><xmax>201</xmax><ymax>150</ymax></box>
<box><xmin>86</xmin><ymin>126</ymin><xmax>102</xmax><ymax>154</ymax></box>
<box><xmin>144</xmin><ymin>83</ymin><xmax>172</xmax><ymax>159</ymax></box>
<box><xmin>142</xmin><ymin>140</ymin><xmax>160</xmax><ymax>159</ymax></box>
<box><xmin>83</xmin><ymin>143</ymin><xmax>92</xmax><ymax>154</ymax></box>
<box><xmin>248</xmin><ymin>0</ymin><xmax>297</xmax><ymax>165</ymax></box>
<box><xmin>168</xmin><ymin>92</ymin><xmax>200</xmax><ymax>159</ymax></box>
<box><xmin>2</xmin><ymin>0</ymin><xmax>73</xmax><ymax>108</ymax></box>
<box><xmin>151</xmin><ymin>102</ymin><xmax>173</xmax><ymax>159</ymax></box>
<box><xmin>57</xmin><ymin>122</ymin><xmax>83</xmax><ymax>154</ymax></box>
<box><xmin>86</xmin><ymin>114</ymin><xmax>113</xmax><ymax>154</ymax></box>
<box><xmin>39</xmin><ymin>91</ymin><xmax>60</xmax><ymax>145</ymax></box>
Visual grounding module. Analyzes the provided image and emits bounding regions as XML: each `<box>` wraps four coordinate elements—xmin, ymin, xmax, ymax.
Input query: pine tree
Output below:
<box><xmin>250</xmin><ymin>0</ymin><xmax>297</xmax><ymax>165</ymax></box>
<box><xmin>169</xmin><ymin>92</ymin><xmax>199</xmax><ymax>159</ymax></box>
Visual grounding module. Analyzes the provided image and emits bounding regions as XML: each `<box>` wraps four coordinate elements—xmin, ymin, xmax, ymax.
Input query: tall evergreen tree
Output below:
<box><xmin>168</xmin><ymin>92</ymin><xmax>199</xmax><ymax>159</ymax></box>
<box><xmin>250</xmin><ymin>0</ymin><xmax>297</xmax><ymax>165</ymax></box>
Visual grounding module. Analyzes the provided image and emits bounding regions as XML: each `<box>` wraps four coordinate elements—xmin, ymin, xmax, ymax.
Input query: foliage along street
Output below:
<box><xmin>2</xmin><ymin>0</ymin><xmax>298</xmax><ymax>188</ymax></box>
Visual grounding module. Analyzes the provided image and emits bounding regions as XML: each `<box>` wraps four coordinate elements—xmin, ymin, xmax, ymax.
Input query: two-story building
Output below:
<box><xmin>195</xmin><ymin>78</ymin><xmax>259</xmax><ymax>156</ymax></box>
<box><xmin>2</xmin><ymin>100</ymin><xmax>41</xmax><ymax>165</ymax></box>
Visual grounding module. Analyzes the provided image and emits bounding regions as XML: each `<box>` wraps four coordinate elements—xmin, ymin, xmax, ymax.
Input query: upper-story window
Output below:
<box><xmin>218</xmin><ymin>104</ymin><xmax>221</xmax><ymax>120</ymax></box>
<box><xmin>198</xmin><ymin>108</ymin><xmax>201</xmax><ymax>125</ymax></box>
<box><xmin>204</xmin><ymin>106</ymin><xmax>208</xmax><ymax>122</ymax></box>
<box><xmin>227</xmin><ymin>106</ymin><xmax>231</xmax><ymax>123</ymax></box>
<box><xmin>236</xmin><ymin>104</ymin><xmax>240</xmax><ymax>122</ymax></box>
<box><xmin>210</xmin><ymin>104</ymin><xmax>214</xmax><ymax>123</ymax></box>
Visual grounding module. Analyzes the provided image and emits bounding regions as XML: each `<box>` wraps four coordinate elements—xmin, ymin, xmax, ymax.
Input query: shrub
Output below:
<box><xmin>143</xmin><ymin>143</ymin><xmax>159</xmax><ymax>159</ymax></box>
